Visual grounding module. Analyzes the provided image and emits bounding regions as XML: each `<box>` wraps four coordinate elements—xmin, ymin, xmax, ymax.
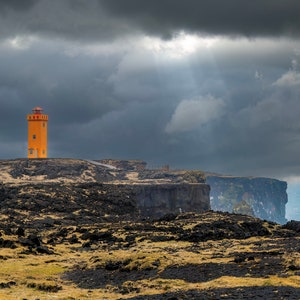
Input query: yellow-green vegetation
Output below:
<box><xmin>0</xmin><ymin>212</ymin><xmax>299</xmax><ymax>299</ymax></box>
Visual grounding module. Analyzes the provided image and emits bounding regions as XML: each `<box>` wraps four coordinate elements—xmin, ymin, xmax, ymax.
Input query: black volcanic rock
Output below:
<box><xmin>0</xmin><ymin>238</ymin><xmax>16</xmax><ymax>249</ymax></box>
<box><xmin>177</xmin><ymin>212</ymin><xmax>273</xmax><ymax>243</ymax></box>
<box><xmin>62</xmin><ymin>211</ymin><xmax>300</xmax><ymax>298</ymax></box>
<box><xmin>6</xmin><ymin>158</ymin><xmax>116</xmax><ymax>182</ymax></box>
<box><xmin>282</xmin><ymin>220</ymin><xmax>300</xmax><ymax>232</ymax></box>
<box><xmin>122</xmin><ymin>287</ymin><xmax>300</xmax><ymax>300</ymax></box>
<box><xmin>0</xmin><ymin>182</ymin><xmax>139</xmax><ymax>225</ymax></box>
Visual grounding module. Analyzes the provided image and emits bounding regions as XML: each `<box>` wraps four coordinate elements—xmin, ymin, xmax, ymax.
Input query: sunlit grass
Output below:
<box><xmin>0</xmin><ymin>222</ymin><xmax>298</xmax><ymax>299</ymax></box>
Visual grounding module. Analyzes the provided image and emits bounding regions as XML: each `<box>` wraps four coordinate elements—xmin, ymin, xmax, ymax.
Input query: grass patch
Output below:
<box><xmin>0</xmin><ymin>218</ymin><xmax>298</xmax><ymax>299</ymax></box>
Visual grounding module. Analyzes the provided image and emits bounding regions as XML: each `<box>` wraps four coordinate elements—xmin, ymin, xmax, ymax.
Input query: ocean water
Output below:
<box><xmin>286</xmin><ymin>183</ymin><xmax>300</xmax><ymax>221</ymax></box>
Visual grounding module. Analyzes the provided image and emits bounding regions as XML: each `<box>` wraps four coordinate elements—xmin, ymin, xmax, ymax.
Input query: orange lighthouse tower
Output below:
<box><xmin>27</xmin><ymin>107</ymin><xmax>48</xmax><ymax>158</ymax></box>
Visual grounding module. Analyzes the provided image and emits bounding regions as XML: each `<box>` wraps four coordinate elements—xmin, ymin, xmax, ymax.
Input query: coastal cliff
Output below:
<box><xmin>0</xmin><ymin>159</ymin><xmax>288</xmax><ymax>222</ymax></box>
<box><xmin>136</xmin><ymin>183</ymin><xmax>210</xmax><ymax>217</ymax></box>
<box><xmin>0</xmin><ymin>159</ymin><xmax>210</xmax><ymax>219</ymax></box>
<box><xmin>206</xmin><ymin>175</ymin><xmax>288</xmax><ymax>224</ymax></box>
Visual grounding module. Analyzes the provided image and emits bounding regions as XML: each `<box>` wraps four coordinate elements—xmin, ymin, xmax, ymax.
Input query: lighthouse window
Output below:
<box><xmin>29</xmin><ymin>149</ymin><xmax>33</xmax><ymax>155</ymax></box>
<box><xmin>43</xmin><ymin>122</ymin><xmax>45</xmax><ymax>127</ymax></box>
<box><xmin>32</xmin><ymin>134</ymin><xmax>36</xmax><ymax>140</ymax></box>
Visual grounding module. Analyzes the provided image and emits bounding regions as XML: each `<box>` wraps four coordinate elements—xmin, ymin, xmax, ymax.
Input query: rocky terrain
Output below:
<box><xmin>0</xmin><ymin>159</ymin><xmax>210</xmax><ymax>219</ymax></box>
<box><xmin>0</xmin><ymin>158</ymin><xmax>287</xmax><ymax>223</ymax></box>
<box><xmin>0</xmin><ymin>158</ymin><xmax>297</xmax><ymax>299</ymax></box>
<box><xmin>0</xmin><ymin>203</ymin><xmax>299</xmax><ymax>299</ymax></box>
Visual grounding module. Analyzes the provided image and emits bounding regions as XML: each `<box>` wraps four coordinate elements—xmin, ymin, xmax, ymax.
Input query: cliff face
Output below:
<box><xmin>0</xmin><ymin>159</ymin><xmax>210</xmax><ymax>219</ymax></box>
<box><xmin>136</xmin><ymin>183</ymin><xmax>210</xmax><ymax>217</ymax></box>
<box><xmin>206</xmin><ymin>176</ymin><xmax>288</xmax><ymax>224</ymax></box>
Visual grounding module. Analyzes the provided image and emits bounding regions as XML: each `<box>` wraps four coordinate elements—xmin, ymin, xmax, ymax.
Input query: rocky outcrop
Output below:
<box><xmin>0</xmin><ymin>158</ymin><xmax>118</xmax><ymax>183</ymax></box>
<box><xmin>0</xmin><ymin>183</ymin><xmax>138</xmax><ymax>225</ymax></box>
<box><xmin>207</xmin><ymin>175</ymin><xmax>288</xmax><ymax>224</ymax></box>
<box><xmin>0</xmin><ymin>159</ymin><xmax>288</xmax><ymax>222</ymax></box>
<box><xmin>0</xmin><ymin>159</ymin><xmax>211</xmax><ymax>220</ymax></box>
<box><xmin>136</xmin><ymin>183</ymin><xmax>210</xmax><ymax>217</ymax></box>
<box><xmin>0</xmin><ymin>182</ymin><xmax>210</xmax><ymax>221</ymax></box>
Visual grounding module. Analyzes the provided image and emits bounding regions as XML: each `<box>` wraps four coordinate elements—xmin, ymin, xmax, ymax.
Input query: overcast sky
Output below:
<box><xmin>1</xmin><ymin>0</ymin><xmax>300</xmax><ymax>179</ymax></box>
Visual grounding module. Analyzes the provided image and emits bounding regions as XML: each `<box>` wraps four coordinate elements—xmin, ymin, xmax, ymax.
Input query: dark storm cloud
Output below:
<box><xmin>0</xmin><ymin>0</ymin><xmax>37</xmax><ymax>11</ymax></box>
<box><xmin>101</xmin><ymin>0</ymin><xmax>300</xmax><ymax>37</ymax></box>
<box><xmin>1</xmin><ymin>0</ymin><xmax>300</xmax><ymax>41</ymax></box>
<box><xmin>0</xmin><ymin>0</ymin><xmax>116</xmax><ymax>41</ymax></box>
